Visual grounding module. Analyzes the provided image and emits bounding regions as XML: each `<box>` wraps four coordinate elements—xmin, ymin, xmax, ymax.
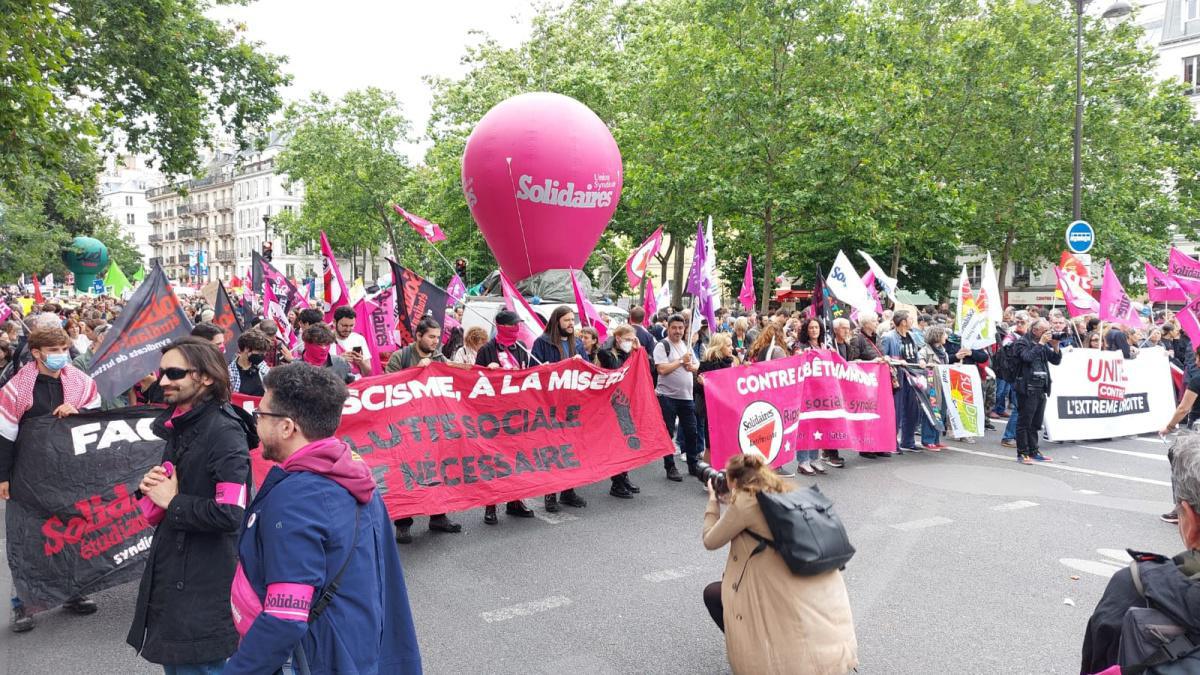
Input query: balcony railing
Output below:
<box><xmin>192</xmin><ymin>201</ymin><xmax>210</xmax><ymax>214</ymax></box>
<box><xmin>148</xmin><ymin>234</ymin><xmax>162</xmax><ymax>243</ymax></box>
<box><xmin>148</xmin><ymin>211</ymin><xmax>162</xmax><ymax>222</ymax></box>
<box><xmin>214</xmin><ymin>198</ymin><xmax>233</xmax><ymax>212</ymax></box>
<box><xmin>215</xmin><ymin>223</ymin><xmax>234</xmax><ymax>236</ymax></box>
<box><xmin>167</xmin><ymin>256</ymin><xmax>177</xmax><ymax>264</ymax></box>
<box><xmin>150</xmin><ymin>257</ymin><xmax>163</xmax><ymax>267</ymax></box>
<box><xmin>166</xmin><ymin>232</ymin><xmax>176</xmax><ymax>241</ymax></box>
<box><xmin>177</xmin><ymin>204</ymin><xmax>195</xmax><ymax>217</ymax></box>
<box><xmin>217</xmin><ymin>250</ymin><xmax>235</xmax><ymax>262</ymax></box>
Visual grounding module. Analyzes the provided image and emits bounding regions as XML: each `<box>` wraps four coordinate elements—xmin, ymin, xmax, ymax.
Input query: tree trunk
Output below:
<box><xmin>655</xmin><ymin>237</ymin><xmax>675</xmax><ymax>299</ymax></box>
<box><xmin>759</xmin><ymin>205</ymin><xmax>774</xmax><ymax>315</ymax></box>
<box><xmin>889</xmin><ymin>237</ymin><xmax>901</xmax><ymax>282</ymax></box>
<box><xmin>998</xmin><ymin>224</ymin><xmax>1016</xmax><ymax>305</ymax></box>
<box><xmin>672</xmin><ymin>235</ymin><xmax>687</xmax><ymax>309</ymax></box>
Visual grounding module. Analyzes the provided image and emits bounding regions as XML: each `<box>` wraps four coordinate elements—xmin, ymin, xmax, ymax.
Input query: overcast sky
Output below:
<box><xmin>209</xmin><ymin>0</ymin><xmax>540</xmax><ymax>162</ymax></box>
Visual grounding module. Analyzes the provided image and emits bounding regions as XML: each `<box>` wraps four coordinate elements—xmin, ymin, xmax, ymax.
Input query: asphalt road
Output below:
<box><xmin>0</xmin><ymin>419</ymin><xmax>1182</xmax><ymax>674</ymax></box>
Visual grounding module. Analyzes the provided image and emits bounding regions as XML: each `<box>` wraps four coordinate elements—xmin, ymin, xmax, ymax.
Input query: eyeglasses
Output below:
<box><xmin>252</xmin><ymin>409</ymin><xmax>290</xmax><ymax>424</ymax></box>
<box><xmin>158</xmin><ymin>367</ymin><xmax>196</xmax><ymax>381</ymax></box>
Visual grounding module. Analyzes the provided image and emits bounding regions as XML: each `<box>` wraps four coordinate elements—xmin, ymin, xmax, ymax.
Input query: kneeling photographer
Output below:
<box><xmin>700</xmin><ymin>453</ymin><xmax>858</xmax><ymax>675</ymax></box>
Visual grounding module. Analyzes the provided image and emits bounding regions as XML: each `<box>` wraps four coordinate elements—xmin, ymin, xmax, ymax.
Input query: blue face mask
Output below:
<box><xmin>43</xmin><ymin>353</ymin><xmax>70</xmax><ymax>371</ymax></box>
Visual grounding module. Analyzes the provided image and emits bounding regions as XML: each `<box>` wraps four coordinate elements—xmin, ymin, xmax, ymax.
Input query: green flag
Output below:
<box><xmin>105</xmin><ymin>262</ymin><xmax>131</xmax><ymax>297</ymax></box>
<box><xmin>131</xmin><ymin>265</ymin><xmax>145</xmax><ymax>283</ymax></box>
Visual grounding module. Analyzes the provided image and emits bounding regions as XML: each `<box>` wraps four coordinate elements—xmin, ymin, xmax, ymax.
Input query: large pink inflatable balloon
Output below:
<box><xmin>462</xmin><ymin>92</ymin><xmax>623</xmax><ymax>282</ymax></box>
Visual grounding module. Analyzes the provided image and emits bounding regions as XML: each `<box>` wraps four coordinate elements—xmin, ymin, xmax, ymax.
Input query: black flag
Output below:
<box><xmin>213</xmin><ymin>281</ymin><xmax>243</xmax><ymax>363</ymax></box>
<box><xmin>88</xmin><ymin>265</ymin><xmax>193</xmax><ymax>401</ymax></box>
<box><xmin>387</xmin><ymin>259</ymin><xmax>449</xmax><ymax>345</ymax></box>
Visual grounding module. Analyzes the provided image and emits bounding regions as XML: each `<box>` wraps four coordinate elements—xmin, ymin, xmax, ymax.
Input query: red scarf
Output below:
<box><xmin>0</xmin><ymin>362</ymin><xmax>99</xmax><ymax>441</ymax></box>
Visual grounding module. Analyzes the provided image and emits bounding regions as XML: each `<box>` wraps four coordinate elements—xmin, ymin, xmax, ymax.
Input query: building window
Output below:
<box><xmin>1188</xmin><ymin>0</ymin><xmax>1200</xmax><ymax>22</ymax></box>
<box><xmin>286</xmin><ymin>264</ymin><xmax>295</xmax><ymax>278</ymax></box>
<box><xmin>124</xmin><ymin>195</ymin><xmax>133</xmax><ymax>206</ymax></box>
<box><xmin>967</xmin><ymin>263</ymin><xmax>982</xmax><ymax>287</ymax></box>
<box><xmin>264</xmin><ymin>177</ymin><xmax>271</xmax><ymax>196</ymax></box>
<box><xmin>126</xmin><ymin>213</ymin><xmax>135</xmax><ymax>225</ymax></box>
<box><xmin>1012</xmin><ymin>262</ymin><xmax>1031</xmax><ymax>285</ymax></box>
<box><xmin>1186</xmin><ymin>55</ymin><xmax>1200</xmax><ymax>95</ymax></box>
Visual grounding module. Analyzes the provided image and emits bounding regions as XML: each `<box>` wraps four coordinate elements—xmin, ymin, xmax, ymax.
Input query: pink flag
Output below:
<box><xmin>350</xmin><ymin>292</ymin><xmax>398</xmax><ymax>375</ymax></box>
<box><xmin>0</xmin><ymin>304</ymin><xmax>9</xmax><ymax>324</ymax></box>
<box><xmin>571</xmin><ymin>269</ymin><xmax>608</xmax><ymax>342</ymax></box>
<box><xmin>862</xmin><ymin>270</ymin><xmax>883</xmax><ymax>313</ymax></box>
<box><xmin>319</xmin><ymin>231</ymin><xmax>350</xmax><ymax>323</ymax></box>
<box><xmin>738</xmin><ymin>256</ymin><xmax>756</xmax><ymax>312</ymax></box>
<box><xmin>1179</xmin><ymin>294</ymin><xmax>1200</xmax><ymax>347</ymax></box>
<box><xmin>394</xmin><ymin>205</ymin><xmax>447</xmax><ymax>244</ymax></box>
<box><xmin>1169</xmin><ymin>247</ymin><xmax>1200</xmax><ymax>286</ymax></box>
<box><xmin>1100</xmin><ymin>260</ymin><xmax>1140</xmax><ymax>329</ymax></box>
<box><xmin>1053</xmin><ymin>266</ymin><xmax>1099</xmax><ymax>318</ymax></box>
<box><xmin>625</xmin><ymin>226</ymin><xmax>664</xmax><ymax>288</ymax></box>
<box><xmin>446</xmin><ymin>274</ymin><xmax>467</xmax><ymax>307</ymax></box>
<box><xmin>1147</xmin><ymin>262</ymin><xmax>1200</xmax><ymax>304</ymax></box>
<box><xmin>499</xmin><ymin>271</ymin><xmax>545</xmax><ymax>350</ymax></box>
<box><xmin>352</xmin><ymin>296</ymin><xmax>381</xmax><ymax>373</ymax></box>
<box><xmin>263</xmin><ymin>280</ymin><xmax>298</xmax><ymax>350</ymax></box>
<box><xmin>643</xmin><ymin>277</ymin><xmax>657</xmax><ymax>328</ymax></box>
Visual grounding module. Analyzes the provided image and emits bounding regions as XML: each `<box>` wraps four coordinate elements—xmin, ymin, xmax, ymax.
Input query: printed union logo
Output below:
<box><xmin>739</xmin><ymin>400</ymin><xmax>783</xmax><ymax>462</ymax></box>
<box><xmin>514</xmin><ymin>174</ymin><xmax>614</xmax><ymax>209</ymax></box>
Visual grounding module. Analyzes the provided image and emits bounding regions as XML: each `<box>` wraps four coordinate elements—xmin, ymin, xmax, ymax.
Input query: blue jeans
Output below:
<box><xmin>921</xmin><ymin>415</ymin><xmax>941</xmax><ymax>446</ymax></box>
<box><xmin>659</xmin><ymin>396</ymin><xmax>699</xmax><ymax>467</ymax></box>
<box><xmin>993</xmin><ymin>379</ymin><xmax>1013</xmax><ymax>414</ymax></box>
<box><xmin>1002</xmin><ymin>404</ymin><xmax>1020</xmax><ymax>441</ymax></box>
<box><xmin>894</xmin><ymin>378</ymin><xmax>920</xmax><ymax>449</ymax></box>
<box><xmin>797</xmin><ymin>449</ymin><xmax>819</xmax><ymax>464</ymax></box>
<box><xmin>163</xmin><ymin>661</ymin><xmax>226</xmax><ymax>675</ymax></box>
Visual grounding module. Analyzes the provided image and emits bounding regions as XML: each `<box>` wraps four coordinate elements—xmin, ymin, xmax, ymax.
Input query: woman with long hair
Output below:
<box><xmin>792</xmin><ymin>318</ymin><xmax>826</xmax><ymax>473</ymax></box>
<box><xmin>702</xmin><ymin>453</ymin><xmax>858</xmax><ymax>674</ymax></box>
<box><xmin>731</xmin><ymin>317</ymin><xmax>751</xmax><ymax>361</ymax></box>
<box><xmin>696</xmin><ymin>333</ymin><xmax>739</xmax><ymax>461</ymax></box>
<box><xmin>748</xmin><ymin>324</ymin><xmax>789</xmax><ymax>363</ymax></box>
<box><xmin>453</xmin><ymin>326</ymin><xmax>489</xmax><ymax>366</ymax></box>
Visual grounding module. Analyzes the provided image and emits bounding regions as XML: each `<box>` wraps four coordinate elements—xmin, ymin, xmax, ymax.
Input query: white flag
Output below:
<box><xmin>982</xmin><ymin>252</ymin><xmax>1002</xmax><ymax>323</ymax></box>
<box><xmin>43</xmin><ymin>273</ymin><xmax>54</xmax><ymax>289</ymax></box>
<box><xmin>825</xmin><ymin>251</ymin><xmax>875</xmax><ymax>313</ymax></box>
<box><xmin>857</xmin><ymin>250</ymin><xmax>899</xmax><ymax>300</ymax></box>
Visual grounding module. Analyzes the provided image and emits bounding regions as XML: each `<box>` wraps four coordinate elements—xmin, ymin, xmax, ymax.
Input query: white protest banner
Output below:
<box><xmin>938</xmin><ymin>364</ymin><xmax>985</xmax><ymax>438</ymax></box>
<box><xmin>1043</xmin><ymin>346</ymin><xmax>1175</xmax><ymax>442</ymax></box>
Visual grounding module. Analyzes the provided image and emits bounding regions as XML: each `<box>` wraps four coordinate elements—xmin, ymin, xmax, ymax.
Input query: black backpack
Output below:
<box><xmin>1116</xmin><ymin>553</ymin><xmax>1200</xmax><ymax>674</ymax></box>
<box><xmin>992</xmin><ymin>341</ymin><xmax>1022</xmax><ymax>383</ymax></box>
<box><xmin>744</xmin><ymin>485</ymin><xmax>855</xmax><ymax>576</ymax></box>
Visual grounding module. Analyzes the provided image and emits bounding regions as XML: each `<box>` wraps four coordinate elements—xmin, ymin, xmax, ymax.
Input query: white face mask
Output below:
<box><xmin>618</xmin><ymin>339</ymin><xmax>634</xmax><ymax>353</ymax></box>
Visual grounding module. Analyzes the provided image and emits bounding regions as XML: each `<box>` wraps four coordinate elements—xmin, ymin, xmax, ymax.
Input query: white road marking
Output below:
<box><xmin>642</xmin><ymin>565</ymin><xmax>707</xmax><ymax>583</ymax></box>
<box><xmin>1097</xmin><ymin>548</ymin><xmax>1131</xmax><ymax>564</ymax></box>
<box><xmin>1075</xmin><ymin>445</ymin><xmax>1167</xmax><ymax>462</ymax></box>
<box><xmin>479</xmin><ymin>595</ymin><xmax>573</xmax><ymax>623</ymax></box>
<box><xmin>891</xmin><ymin>516</ymin><xmax>953</xmax><ymax>531</ymax></box>
<box><xmin>1059</xmin><ymin>558</ymin><xmax>1123</xmax><ymax>579</ymax></box>
<box><xmin>1077</xmin><ymin>490</ymin><xmax>1100</xmax><ymax>495</ymax></box>
<box><xmin>941</xmin><ymin>444</ymin><xmax>1171</xmax><ymax>487</ymax></box>
<box><xmin>991</xmin><ymin>500</ymin><xmax>1039</xmax><ymax>511</ymax></box>
<box><xmin>1136</xmin><ymin>437</ymin><xmax>1169</xmax><ymax>445</ymax></box>
<box><xmin>531</xmin><ymin>508</ymin><xmax>580</xmax><ymax>525</ymax></box>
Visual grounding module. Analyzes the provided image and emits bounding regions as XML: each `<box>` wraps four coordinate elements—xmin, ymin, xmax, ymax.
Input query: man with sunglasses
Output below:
<box><xmin>127</xmin><ymin>337</ymin><xmax>254</xmax><ymax>674</ymax></box>
<box><xmin>0</xmin><ymin>326</ymin><xmax>100</xmax><ymax>632</ymax></box>
<box><xmin>223</xmin><ymin>363</ymin><xmax>421</xmax><ymax>674</ymax></box>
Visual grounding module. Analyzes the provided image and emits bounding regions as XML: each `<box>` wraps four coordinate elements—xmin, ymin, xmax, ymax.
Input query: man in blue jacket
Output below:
<box><xmin>224</xmin><ymin>363</ymin><xmax>422</xmax><ymax>674</ymax></box>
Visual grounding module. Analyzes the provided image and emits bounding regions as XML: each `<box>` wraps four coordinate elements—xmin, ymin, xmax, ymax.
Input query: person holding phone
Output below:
<box><xmin>331</xmin><ymin>306</ymin><xmax>373</xmax><ymax>377</ymax></box>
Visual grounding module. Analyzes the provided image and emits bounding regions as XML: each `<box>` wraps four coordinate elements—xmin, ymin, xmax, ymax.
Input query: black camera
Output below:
<box><xmin>694</xmin><ymin>460</ymin><xmax>728</xmax><ymax>494</ymax></box>
<box><xmin>1051</xmin><ymin>331</ymin><xmax>1069</xmax><ymax>341</ymax></box>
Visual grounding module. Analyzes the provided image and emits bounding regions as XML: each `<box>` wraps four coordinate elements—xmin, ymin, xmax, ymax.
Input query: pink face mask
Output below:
<box><xmin>303</xmin><ymin>343</ymin><xmax>329</xmax><ymax>366</ymax></box>
<box><xmin>496</xmin><ymin>324</ymin><xmax>520</xmax><ymax>347</ymax></box>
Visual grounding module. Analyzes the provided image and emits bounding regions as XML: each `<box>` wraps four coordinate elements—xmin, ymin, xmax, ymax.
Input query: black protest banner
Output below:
<box><xmin>258</xmin><ymin>253</ymin><xmax>305</xmax><ymax>312</ymax></box>
<box><xmin>88</xmin><ymin>265</ymin><xmax>192</xmax><ymax>400</ymax></box>
<box><xmin>903</xmin><ymin>366</ymin><xmax>939</xmax><ymax>427</ymax></box>
<box><xmin>7</xmin><ymin>407</ymin><xmax>164</xmax><ymax>611</ymax></box>
<box><xmin>388</xmin><ymin>258</ymin><xmax>449</xmax><ymax>344</ymax></box>
<box><xmin>251</xmin><ymin>250</ymin><xmax>265</xmax><ymax>295</ymax></box>
<box><xmin>214</xmin><ymin>280</ymin><xmax>243</xmax><ymax>363</ymax></box>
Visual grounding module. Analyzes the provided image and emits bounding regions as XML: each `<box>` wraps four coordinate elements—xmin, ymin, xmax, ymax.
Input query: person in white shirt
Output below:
<box><xmin>331</xmin><ymin>306</ymin><xmax>373</xmax><ymax>377</ymax></box>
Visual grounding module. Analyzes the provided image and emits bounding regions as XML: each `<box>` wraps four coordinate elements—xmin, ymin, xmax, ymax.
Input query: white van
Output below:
<box><xmin>460</xmin><ymin>296</ymin><xmax>628</xmax><ymax>337</ymax></box>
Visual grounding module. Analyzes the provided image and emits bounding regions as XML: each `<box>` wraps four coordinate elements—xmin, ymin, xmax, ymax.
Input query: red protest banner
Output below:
<box><xmin>236</xmin><ymin>355</ymin><xmax>672</xmax><ymax>518</ymax></box>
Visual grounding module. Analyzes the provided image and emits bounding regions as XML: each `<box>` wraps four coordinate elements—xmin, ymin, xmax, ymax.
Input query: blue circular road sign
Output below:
<box><xmin>1066</xmin><ymin>220</ymin><xmax>1094</xmax><ymax>254</ymax></box>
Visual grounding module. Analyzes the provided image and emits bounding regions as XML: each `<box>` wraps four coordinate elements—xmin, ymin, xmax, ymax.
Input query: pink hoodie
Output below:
<box><xmin>281</xmin><ymin>437</ymin><xmax>376</xmax><ymax>504</ymax></box>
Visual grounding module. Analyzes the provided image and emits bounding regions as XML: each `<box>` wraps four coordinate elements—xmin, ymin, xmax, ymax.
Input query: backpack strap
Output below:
<box><xmin>733</xmin><ymin>530</ymin><xmax>773</xmax><ymax>589</ymax></box>
<box><xmin>307</xmin><ymin>503</ymin><xmax>363</xmax><ymax>622</ymax></box>
<box><xmin>1125</xmin><ymin>633</ymin><xmax>1200</xmax><ymax>675</ymax></box>
<box><xmin>1130</xmin><ymin>560</ymin><xmax>1146</xmax><ymax>599</ymax></box>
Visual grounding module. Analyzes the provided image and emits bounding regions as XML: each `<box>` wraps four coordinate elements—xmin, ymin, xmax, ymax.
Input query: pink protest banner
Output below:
<box><xmin>704</xmin><ymin>350</ymin><xmax>896</xmax><ymax>470</ymax></box>
<box><xmin>1169</xmin><ymin>247</ymin><xmax>1200</xmax><ymax>284</ymax></box>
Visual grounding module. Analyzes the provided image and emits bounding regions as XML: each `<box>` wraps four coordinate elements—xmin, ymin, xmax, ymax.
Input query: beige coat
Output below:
<box><xmin>703</xmin><ymin>493</ymin><xmax>858</xmax><ymax>675</ymax></box>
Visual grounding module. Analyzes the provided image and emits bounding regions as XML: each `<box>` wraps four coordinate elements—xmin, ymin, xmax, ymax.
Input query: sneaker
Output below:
<box><xmin>395</xmin><ymin>523</ymin><xmax>413</xmax><ymax>544</ymax></box>
<box><xmin>775</xmin><ymin>465</ymin><xmax>796</xmax><ymax>477</ymax></box>
<box><xmin>1029</xmin><ymin>451</ymin><xmax>1053</xmax><ymax>463</ymax></box>
<box><xmin>62</xmin><ymin>596</ymin><xmax>98</xmax><ymax>615</ymax></box>
<box><xmin>955</xmin><ymin>437</ymin><xmax>976</xmax><ymax>445</ymax></box>
<box><xmin>900</xmin><ymin>446</ymin><xmax>922</xmax><ymax>454</ymax></box>
<box><xmin>920</xmin><ymin>443</ymin><xmax>942</xmax><ymax>452</ymax></box>
<box><xmin>1000</xmin><ymin>439</ymin><xmax>1017</xmax><ymax>448</ymax></box>
<box><xmin>860</xmin><ymin>452</ymin><xmax>883</xmax><ymax>459</ymax></box>
<box><xmin>810</xmin><ymin>459</ymin><xmax>827</xmax><ymax>475</ymax></box>
<box><xmin>822</xmin><ymin>453</ymin><xmax>846</xmax><ymax>468</ymax></box>
<box><xmin>544</xmin><ymin>494</ymin><xmax>560</xmax><ymax>513</ymax></box>
<box><xmin>987</xmin><ymin>412</ymin><xmax>1003</xmax><ymax>419</ymax></box>
<box><xmin>984</xmin><ymin>422</ymin><xmax>997</xmax><ymax>431</ymax></box>
<box><xmin>1162</xmin><ymin>510</ymin><xmax>1180</xmax><ymax>525</ymax></box>
<box><xmin>1017</xmin><ymin>455</ymin><xmax>1034</xmax><ymax>465</ymax></box>
<box><xmin>665</xmin><ymin>465</ymin><xmax>683</xmax><ymax>482</ymax></box>
<box><xmin>484</xmin><ymin>506</ymin><xmax>499</xmax><ymax>525</ymax></box>
<box><xmin>10</xmin><ymin>606</ymin><xmax>33</xmax><ymax>633</ymax></box>
<box><xmin>998</xmin><ymin>411</ymin><xmax>1011</xmax><ymax>418</ymax></box>
<box><xmin>797</xmin><ymin>462</ymin><xmax>816</xmax><ymax>476</ymax></box>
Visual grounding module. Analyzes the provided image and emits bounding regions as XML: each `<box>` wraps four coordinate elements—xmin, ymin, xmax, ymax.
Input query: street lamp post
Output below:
<box><xmin>1072</xmin><ymin>0</ymin><xmax>1133</xmax><ymax>221</ymax></box>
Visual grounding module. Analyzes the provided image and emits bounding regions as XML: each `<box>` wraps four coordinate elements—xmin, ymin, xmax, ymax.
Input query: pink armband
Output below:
<box><xmin>230</xmin><ymin>563</ymin><xmax>262</xmax><ymax>637</ymax></box>
<box><xmin>263</xmin><ymin>583</ymin><xmax>314</xmax><ymax>622</ymax></box>
<box><xmin>214</xmin><ymin>482</ymin><xmax>247</xmax><ymax>508</ymax></box>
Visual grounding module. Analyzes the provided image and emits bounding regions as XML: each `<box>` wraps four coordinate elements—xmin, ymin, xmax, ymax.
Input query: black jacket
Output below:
<box><xmin>475</xmin><ymin>339</ymin><xmax>529</xmax><ymax>369</ymax></box>
<box><xmin>1014</xmin><ymin>335</ymin><xmax>1062</xmax><ymax>394</ymax></box>
<box><xmin>1081</xmin><ymin>550</ymin><xmax>1200</xmax><ymax>674</ymax></box>
<box><xmin>127</xmin><ymin>399</ymin><xmax>253</xmax><ymax>665</ymax></box>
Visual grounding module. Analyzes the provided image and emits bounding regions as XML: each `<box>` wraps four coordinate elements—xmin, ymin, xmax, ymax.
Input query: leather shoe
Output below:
<box><xmin>560</xmin><ymin>489</ymin><xmax>587</xmax><ymax>508</ymax></box>
<box><xmin>505</xmin><ymin>501</ymin><xmax>535</xmax><ymax>517</ymax></box>
<box><xmin>483</xmin><ymin>506</ymin><xmax>498</xmax><ymax>525</ymax></box>
<box><xmin>621</xmin><ymin>475</ymin><xmax>641</xmax><ymax>493</ymax></box>
<box><xmin>665</xmin><ymin>465</ymin><xmax>683</xmax><ymax>482</ymax></box>
<box><xmin>395</xmin><ymin>524</ymin><xmax>413</xmax><ymax>544</ymax></box>
<box><xmin>687</xmin><ymin>463</ymin><xmax>701</xmax><ymax>477</ymax></box>
<box><xmin>62</xmin><ymin>596</ymin><xmax>97</xmax><ymax>615</ymax></box>
<box><xmin>429</xmin><ymin>515</ymin><xmax>462</xmax><ymax>533</ymax></box>
<box><xmin>10</xmin><ymin>606</ymin><xmax>33</xmax><ymax>633</ymax></box>
<box><xmin>544</xmin><ymin>494</ymin><xmax>560</xmax><ymax>513</ymax></box>
<box><xmin>609</xmin><ymin>482</ymin><xmax>634</xmax><ymax>499</ymax></box>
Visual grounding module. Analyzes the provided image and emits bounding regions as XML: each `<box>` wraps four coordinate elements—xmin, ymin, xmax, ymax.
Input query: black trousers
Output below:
<box><xmin>703</xmin><ymin>581</ymin><xmax>724</xmax><ymax>633</ymax></box>
<box><xmin>1015</xmin><ymin>387</ymin><xmax>1047</xmax><ymax>455</ymax></box>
